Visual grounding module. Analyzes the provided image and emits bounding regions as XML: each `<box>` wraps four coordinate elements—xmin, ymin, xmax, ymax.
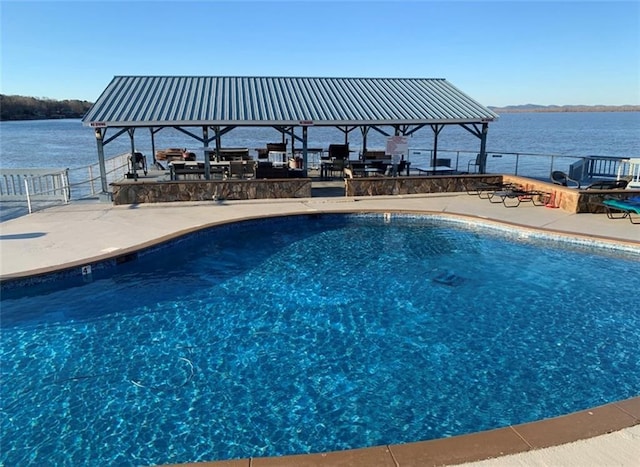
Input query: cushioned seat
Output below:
<box><xmin>602</xmin><ymin>197</ymin><xmax>640</xmax><ymax>224</ymax></box>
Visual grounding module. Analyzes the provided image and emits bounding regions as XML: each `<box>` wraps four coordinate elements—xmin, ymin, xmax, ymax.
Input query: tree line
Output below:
<box><xmin>0</xmin><ymin>95</ymin><xmax>93</xmax><ymax>121</ymax></box>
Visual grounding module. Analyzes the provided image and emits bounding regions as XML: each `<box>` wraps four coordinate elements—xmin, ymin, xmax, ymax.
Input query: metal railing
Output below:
<box><xmin>0</xmin><ymin>168</ymin><xmax>70</xmax><ymax>209</ymax></box>
<box><xmin>405</xmin><ymin>149</ymin><xmax>628</xmax><ymax>182</ymax></box>
<box><xmin>0</xmin><ymin>168</ymin><xmax>70</xmax><ymax>215</ymax></box>
<box><xmin>66</xmin><ymin>152</ymin><xmax>130</xmax><ymax>199</ymax></box>
<box><xmin>0</xmin><ymin>153</ymin><xmax>131</xmax><ymax>218</ymax></box>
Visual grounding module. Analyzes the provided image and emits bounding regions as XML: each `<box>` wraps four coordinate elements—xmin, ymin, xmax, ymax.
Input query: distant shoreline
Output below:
<box><xmin>1</xmin><ymin>94</ymin><xmax>639</xmax><ymax>122</ymax></box>
<box><xmin>488</xmin><ymin>104</ymin><xmax>640</xmax><ymax>113</ymax></box>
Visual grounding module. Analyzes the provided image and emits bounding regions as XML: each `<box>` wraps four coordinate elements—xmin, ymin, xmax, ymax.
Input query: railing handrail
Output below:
<box><xmin>65</xmin><ymin>152</ymin><xmax>130</xmax><ymax>199</ymax></box>
<box><xmin>0</xmin><ymin>153</ymin><xmax>130</xmax><ymax>216</ymax></box>
<box><xmin>0</xmin><ymin>168</ymin><xmax>70</xmax><ymax>201</ymax></box>
<box><xmin>405</xmin><ymin>148</ymin><xmax>630</xmax><ymax>180</ymax></box>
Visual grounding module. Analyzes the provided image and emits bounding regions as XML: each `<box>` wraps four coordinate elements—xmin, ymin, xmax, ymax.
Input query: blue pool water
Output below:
<box><xmin>1</xmin><ymin>214</ymin><xmax>639</xmax><ymax>466</ymax></box>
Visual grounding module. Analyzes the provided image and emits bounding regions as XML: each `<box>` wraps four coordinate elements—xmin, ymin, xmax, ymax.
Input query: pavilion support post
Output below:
<box><xmin>301</xmin><ymin>126</ymin><xmax>308</xmax><ymax>174</ymax></box>
<box><xmin>149</xmin><ymin>127</ymin><xmax>157</xmax><ymax>166</ymax></box>
<box><xmin>214</xmin><ymin>126</ymin><xmax>222</xmax><ymax>165</ymax></box>
<box><xmin>479</xmin><ymin>122</ymin><xmax>488</xmax><ymax>174</ymax></box>
<box><xmin>127</xmin><ymin>128</ymin><xmax>137</xmax><ymax>180</ymax></box>
<box><xmin>94</xmin><ymin>127</ymin><xmax>110</xmax><ymax>199</ymax></box>
<box><xmin>290</xmin><ymin>127</ymin><xmax>295</xmax><ymax>163</ymax></box>
<box><xmin>203</xmin><ymin>126</ymin><xmax>211</xmax><ymax>179</ymax></box>
<box><xmin>360</xmin><ymin>126</ymin><xmax>369</xmax><ymax>159</ymax></box>
<box><xmin>431</xmin><ymin>124</ymin><xmax>444</xmax><ymax>167</ymax></box>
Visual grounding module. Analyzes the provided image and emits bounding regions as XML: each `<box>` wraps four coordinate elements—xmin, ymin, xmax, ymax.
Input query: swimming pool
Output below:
<box><xmin>1</xmin><ymin>213</ymin><xmax>639</xmax><ymax>465</ymax></box>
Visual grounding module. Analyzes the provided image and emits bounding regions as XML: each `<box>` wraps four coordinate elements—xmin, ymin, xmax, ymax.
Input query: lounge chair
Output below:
<box><xmin>602</xmin><ymin>197</ymin><xmax>640</xmax><ymax>224</ymax></box>
<box><xmin>551</xmin><ymin>171</ymin><xmax>580</xmax><ymax>188</ymax></box>
<box><xmin>488</xmin><ymin>187</ymin><xmax>549</xmax><ymax>207</ymax></box>
<box><xmin>586</xmin><ymin>179</ymin><xmax>629</xmax><ymax>190</ymax></box>
<box><xmin>466</xmin><ymin>181</ymin><xmax>517</xmax><ymax>198</ymax></box>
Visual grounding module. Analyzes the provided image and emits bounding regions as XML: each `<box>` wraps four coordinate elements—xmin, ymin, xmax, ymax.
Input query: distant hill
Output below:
<box><xmin>0</xmin><ymin>95</ymin><xmax>92</xmax><ymax>121</ymax></box>
<box><xmin>1</xmin><ymin>95</ymin><xmax>638</xmax><ymax>121</ymax></box>
<box><xmin>488</xmin><ymin>104</ymin><xmax>640</xmax><ymax>113</ymax></box>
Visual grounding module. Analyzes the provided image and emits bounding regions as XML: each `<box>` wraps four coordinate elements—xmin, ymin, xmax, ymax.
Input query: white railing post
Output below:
<box><xmin>62</xmin><ymin>170</ymin><xmax>70</xmax><ymax>203</ymax></box>
<box><xmin>24</xmin><ymin>177</ymin><xmax>32</xmax><ymax>213</ymax></box>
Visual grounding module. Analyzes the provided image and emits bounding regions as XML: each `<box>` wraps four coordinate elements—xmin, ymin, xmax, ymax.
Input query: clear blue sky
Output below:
<box><xmin>1</xmin><ymin>0</ymin><xmax>639</xmax><ymax>107</ymax></box>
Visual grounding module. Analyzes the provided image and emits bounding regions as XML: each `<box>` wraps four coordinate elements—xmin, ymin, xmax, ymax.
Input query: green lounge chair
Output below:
<box><xmin>602</xmin><ymin>197</ymin><xmax>640</xmax><ymax>224</ymax></box>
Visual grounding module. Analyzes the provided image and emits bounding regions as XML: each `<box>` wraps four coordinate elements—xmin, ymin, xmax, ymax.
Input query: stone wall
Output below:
<box><xmin>345</xmin><ymin>175</ymin><xmax>502</xmax><ymax>197</ymax></box>
<box><xmin>345</xmin><ymin>174</ymin><xmax>640</xmax><ymax>214</ymax></box>
<box><xmin>502</xmin><ymin>175</ymin><xmax>578</xmax><ymax>212</ymax></box>
<box><xmin>502</xmin><ymin>175</ymin><xmax>640</xmax><ymax>213</ymax></box>
<box><xmin>111</xmin><ymin>179</ymin><xmax>312</xmax><ymax>205</ymax></box>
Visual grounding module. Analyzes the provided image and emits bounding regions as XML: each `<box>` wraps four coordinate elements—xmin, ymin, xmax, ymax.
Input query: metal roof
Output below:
<box><xmin>82</xmin><ymin>76</ymin><xmax>498</xmax><ymax>128</ymax></box>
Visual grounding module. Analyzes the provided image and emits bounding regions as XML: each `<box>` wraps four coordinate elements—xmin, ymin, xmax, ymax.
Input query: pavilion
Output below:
<box><xmin>82</xmin><ymin>76</ymin><xmax>498</xmax><ymax>194</ymax></box>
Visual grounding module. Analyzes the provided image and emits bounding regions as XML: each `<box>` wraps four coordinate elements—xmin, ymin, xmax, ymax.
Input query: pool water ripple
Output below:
<box><xmin>1</xmin><ymin>214</ymin><xmax>639</xmax><ymax>465</ymax></box>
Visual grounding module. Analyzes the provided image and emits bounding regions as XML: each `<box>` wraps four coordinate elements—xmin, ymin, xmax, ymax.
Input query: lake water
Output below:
<box><xmin>1</xmin><ymin>112</ymin><xmax>639</xmax><ymax>172</ymax></box>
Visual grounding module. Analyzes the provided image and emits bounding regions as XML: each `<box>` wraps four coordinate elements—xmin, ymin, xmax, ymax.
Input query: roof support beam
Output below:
<box><xmin>430</xmin><ymin>124</ymin><xmax>445</xmax><ymax>167</ymax></box>
<box><xmin>369</xmin><ymin>126</ymin><xmax>392</xmax><ymax>137</ymax></box>
<box><xmin>459</xmin><ymin>122</ymin><xmax>489</xmax><ymax>173</ymax></box>
<box><xmin>459</xmin><ymin>123</ymin><xmax>484</xmax><ymax>139</ymax></box>
<box><xmin>102</xmin><ymin>127</ymin><xmax>128</xmax><ymax>146</ymax></box>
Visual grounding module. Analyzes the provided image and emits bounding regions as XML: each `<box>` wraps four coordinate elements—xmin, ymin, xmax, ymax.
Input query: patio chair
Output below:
<box><xmin>602</xmin><ymin>196</ymin><xmax>640</xmax><ymax>224</ymax></box>
<box><xmin>228</xmin><ymin>160</ymin><xmax>245</xmax><ymax>179</ymax></box>
<box><xmin>242</xmin><ymin>160</ymin><xmax>257</xmax><ymax>179</ymax></box>
<box><xmin>262</xmin><ymin>143</ymin><xmax>286</xmax><ymax>165</ymax></box>
<box><xmin>127</xmin><ymin>151</ymin><xmax>147</xmax><ymax>179</ymax></box>
<box><xmin>551</xmin><ymin>171</ymin><xmax>580</xmax><ymax>188</ymax></box>
<box><xmin>328</xmin><ymin>144</ymin><xmax>349</xmax><ymax>161</ymax></box>
<box><xmin>328</xmin><ymin>158</ymin><xmax>346</xmax><ymax>178</ymax></box>
<box><xmin>468</xmin><ymin>153</ymin><xmax>482</xmax><ymax>173</ymax></box>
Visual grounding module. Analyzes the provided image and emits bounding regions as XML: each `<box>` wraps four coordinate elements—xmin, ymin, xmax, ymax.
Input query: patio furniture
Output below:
<box><xmin>467</xmin><ymin>153</ymin><xmax>483</xmax><ymax>173</ymax></box>
<box><xmin>412</xmin><ymin>165</ymin><xmax>454</xmax><ymax>175</ymax></box>
<box><xmin>586</xmin><ymin>179</ymin><xmax>629</xmax><ymax>190</ymax></box>
<box><xmin>328</xmin><ymin>144</ymin><xmax>349</xmax><ymax>161</ymax></box>
<box><xmin>551</xmin><ymin>171</ymin><xmax>580</xmax><ymax>188</ymax></box>
<box><xmin>256</xmin><ymin>161</ymin><xmax>288</xmax><ymax>179</ymax></box>
<box><xmin>466</xmin><ymin>181</ymin><xmax>517</xmax><ymax>198</ymax></box>
<box><xmin>169</xmin><ymin>161</ymin><xmax>203</xmax><ymax>180</ymax></box>
<box><xmin>210</xmin><ymin>148</ymin><xmax>251</xmax><ymax>162</ymax></box>
<box><xmin>363</xmin><ymin>150</ymin><xmax>387</xmax><ymax>160</ymax></box>
<box><xmin>127</xmin><ymin>152</ymin><xmax>147</xmax><ymax>179</ymax></box>
<box><xmin>319</xmin><ymin>145</ymin><xmax>349</xmax><ymax>179</ymax></box>
<box><xmin>327</xmin><ymin>158</ymin><xmax>346</xmax><ymax>178</ymax></box>
<box><xmin>155</xmin><ymin>148</ymin><xmax>185</xmax><ymax>162</ymax></box>
<box><xmin>488</xmin><ymin>188</ymin><xmax>550</xmax><ymax>207</ymax></box>
<box><xmin>602</xmin><ymin>197</ymin><xmax>640</xmax><ymax>224</ymax></box>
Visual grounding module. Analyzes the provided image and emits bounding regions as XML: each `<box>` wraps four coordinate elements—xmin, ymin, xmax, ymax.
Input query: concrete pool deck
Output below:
<box><xmin>1</xmin><ymin>191</ymin><xmax>639</xmax><ymax>465</ymax></box>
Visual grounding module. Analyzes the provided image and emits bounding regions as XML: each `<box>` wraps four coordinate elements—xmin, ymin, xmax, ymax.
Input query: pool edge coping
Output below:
<box><xmin>2</xmin><ymin>207</ymin><xmax>638</xmax><ymax>284</ymax></box>
<box><xmin>161</xmin><ymin>396</ymin><xmax>640</xmax><ymax>466</ymax></box>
